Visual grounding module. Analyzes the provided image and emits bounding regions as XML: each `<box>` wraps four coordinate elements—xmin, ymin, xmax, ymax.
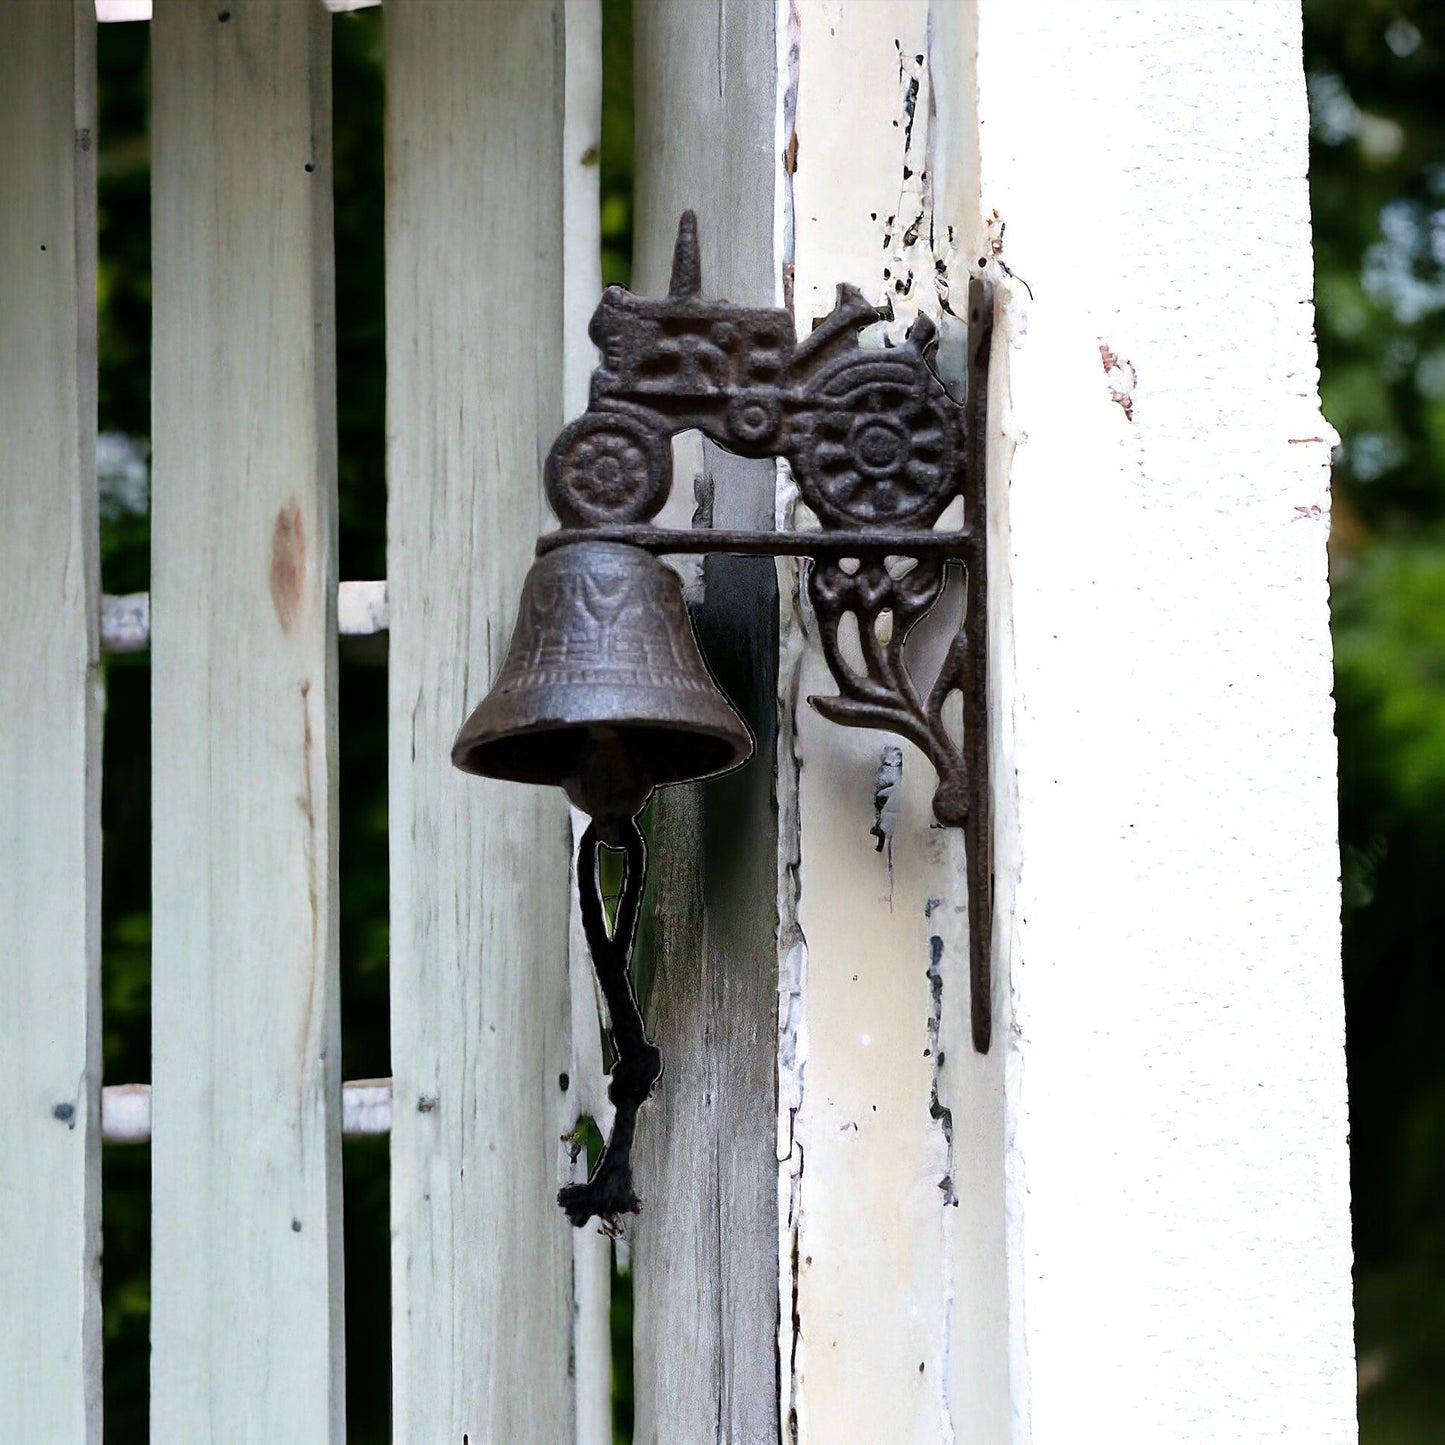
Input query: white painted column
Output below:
<box><xmin>975</xmin><ymin>3</ymin><xmax>1355</xmax><ymax>1441</ymax></box>
<box><xmin>0</xmin><ymin>2</ymin><xmax>101</xmax><ymax>1439</ymax></box>
<box><xmin>149</xmin><ymin>1</ymin><xmax>345</xmax><ymax>1436</ymax></box>
<box><xmin>385</xmin><ymin>3</ymin><xmax>574</xmax><ymax>1441</ymax></box>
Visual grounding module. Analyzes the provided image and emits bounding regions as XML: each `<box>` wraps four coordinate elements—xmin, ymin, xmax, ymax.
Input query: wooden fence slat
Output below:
<box><xmin>0</xmin><ymin>2</ymin><xmax>101</xmax><ymax>1438</ymax></box>
<box><xmin>629</xmin><ymin>5</ymin><xmax>783</xmax><ymax>1441</ymax></box>
<box><xmin>385</xmin><ymin>3</ymin><xmax>574</xmax><ymax>1440</ymax></box>
<box><xmin>149</xmin><ymin>1</ymin><xmax>344</xmax><ymax>1437</ymax></box>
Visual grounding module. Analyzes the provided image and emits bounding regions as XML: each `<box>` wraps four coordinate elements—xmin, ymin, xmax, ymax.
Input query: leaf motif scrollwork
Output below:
<box><xmin>806</xmin><ymin>558</ymin><xmax>973</xmax><ymax>827</ymax></box>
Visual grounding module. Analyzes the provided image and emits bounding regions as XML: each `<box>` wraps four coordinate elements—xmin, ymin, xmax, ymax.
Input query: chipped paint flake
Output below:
<box><xmin>1100</xmin><ymin>342</ymin><xmax>1137</xmax><ymax>421</ymax></box>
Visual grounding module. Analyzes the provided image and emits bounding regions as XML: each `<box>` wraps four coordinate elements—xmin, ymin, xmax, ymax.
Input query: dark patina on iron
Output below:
<box><xmin>454</xmin><ymin>212</ymin><xmax>992</xmax><ymax>1229</ymax></box>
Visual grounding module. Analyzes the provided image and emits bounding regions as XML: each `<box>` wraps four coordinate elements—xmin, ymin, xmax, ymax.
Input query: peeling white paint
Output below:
<box><xmin>779</xmin><ymin>5</ymin><xmax>1007</xmax><ymax>1441</ymax></box>
<box><xmin>871</xmin><ymin>744</ymin><xmax>904</xmax><ymax>886</ymax></box>
<box><xmin>0</xmin><ymin>7</ymin><xmax>102</xmax><ymax>1434</ymax></box>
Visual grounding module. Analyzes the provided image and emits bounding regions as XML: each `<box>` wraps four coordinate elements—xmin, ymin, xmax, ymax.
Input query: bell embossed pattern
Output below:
<box><xmin>452</xmin><ymin>540</ymin><xmax>752</xmax><ymax>831</ymax></box>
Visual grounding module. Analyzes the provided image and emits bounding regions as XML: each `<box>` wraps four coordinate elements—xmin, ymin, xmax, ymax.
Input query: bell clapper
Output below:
<box><xmin>562</xmin><ymin>727</ymin><xmax>654</xmax><ymax>843</ymax></box>
<box><xmin>557</xmin><ymin>814</ymin><xmax>663</xmax><ymax>1230</ymax></box>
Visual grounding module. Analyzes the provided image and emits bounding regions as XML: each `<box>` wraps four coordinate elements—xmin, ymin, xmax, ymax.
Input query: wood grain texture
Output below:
<box><xmin>0</xmin><ymin>2</ymin><xmax>101</xmax><ymax>1438</ymax></box>
<box><xmin>149</xmin><ymin>2</ymin><xmax>344</xmax><ymax>1437</ymax></box>
<box><xmin>385</xmin><ymin>3</ymin><xmax>574</xmax><ymax>1441</ymax></box>
<box><xmin>561</xmin><ymin>4</ymin><xmax>615</xmax><ymax>1443</ymax></box>
<box><xmin>629</xmin><ymin>4</ymin><xmax>782</xmax><ymax>1441</ymax></box>
<box><xmin>975</xmin><ymin>4</ymin><xmax>1355</xmax><ymax>1440</ymax></box>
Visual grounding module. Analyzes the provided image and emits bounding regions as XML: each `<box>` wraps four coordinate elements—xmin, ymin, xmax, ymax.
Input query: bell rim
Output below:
<box><xmin>451</xmin><ymin>712</ymin><xmax>755</xmax><ymax>786</ymax></box>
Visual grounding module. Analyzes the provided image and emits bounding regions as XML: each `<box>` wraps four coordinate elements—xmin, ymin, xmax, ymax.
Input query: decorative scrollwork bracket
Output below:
<box><xmin>540</xmin><ymin>211</ymin><xmax>994</xmax><ymax>1053</ymax></box>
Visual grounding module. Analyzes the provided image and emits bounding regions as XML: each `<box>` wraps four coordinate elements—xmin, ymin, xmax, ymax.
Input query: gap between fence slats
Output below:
<box><xmin>560</xmin><ymin>3</ymin><xmax>615</xmax><ymax>1443</ymax></box>
<box><xmin>0</xmin><ymin>2</ymin><xmax>101</xmax><ymax>1439</ymax></box>
<box><xmin>385</xmin><ymin>3</ymin><xmax>574</xmax><ymax>1440</ymax></box>
<box><xmin>149</xmin><ymin>1</ymin><xmax>345</xmax><ymax>1437</ymax></box>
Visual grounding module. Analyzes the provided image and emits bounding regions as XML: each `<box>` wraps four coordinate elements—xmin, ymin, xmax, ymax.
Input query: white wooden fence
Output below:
<box><xmin>1</xmin><ymin>1</ymin><xmax>1357</xmax><ymax>1441</ymax></box>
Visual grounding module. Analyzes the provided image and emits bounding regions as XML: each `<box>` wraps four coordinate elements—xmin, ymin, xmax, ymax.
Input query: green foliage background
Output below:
<box><xmin>1307</xmin><ymin>3</ymin><xmax>1445</xmax><ymax>1438</ymax></box>
<box><xmin>89</xmin><ymin>2</ymin><xmax>1440</xmax><ymax>1439</ymax></box>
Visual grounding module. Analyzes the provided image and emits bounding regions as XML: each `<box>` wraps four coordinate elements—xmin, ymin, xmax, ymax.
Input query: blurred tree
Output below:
<box><xmin>1307</xmin><ymin>1</ymin><xmax>1445</xmax><ymax>1439</ymax></box>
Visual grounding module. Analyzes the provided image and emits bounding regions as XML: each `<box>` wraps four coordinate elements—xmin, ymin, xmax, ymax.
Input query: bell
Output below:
<box><xmin>452</xmin><ymin>541</ymin><xmax>753</xmax><ymax>827</ymax></box>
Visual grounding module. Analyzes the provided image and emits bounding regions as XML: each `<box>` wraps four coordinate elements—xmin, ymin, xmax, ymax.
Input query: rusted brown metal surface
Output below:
<box><xmin>451</xmin><ymin>539</ymin><xmax>752</xmax><ymax>835</ymax></box>
<box><xmin>454</xmin><ymin>212</ymin><xmax>992</xmax><ymax>1225</ymax></box>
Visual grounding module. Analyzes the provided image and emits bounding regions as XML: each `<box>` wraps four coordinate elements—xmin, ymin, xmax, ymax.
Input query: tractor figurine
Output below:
<box><xmin>545</xmin><ymin>211</ymin><xmax>965</xmax><ymax>533</ymax></box>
